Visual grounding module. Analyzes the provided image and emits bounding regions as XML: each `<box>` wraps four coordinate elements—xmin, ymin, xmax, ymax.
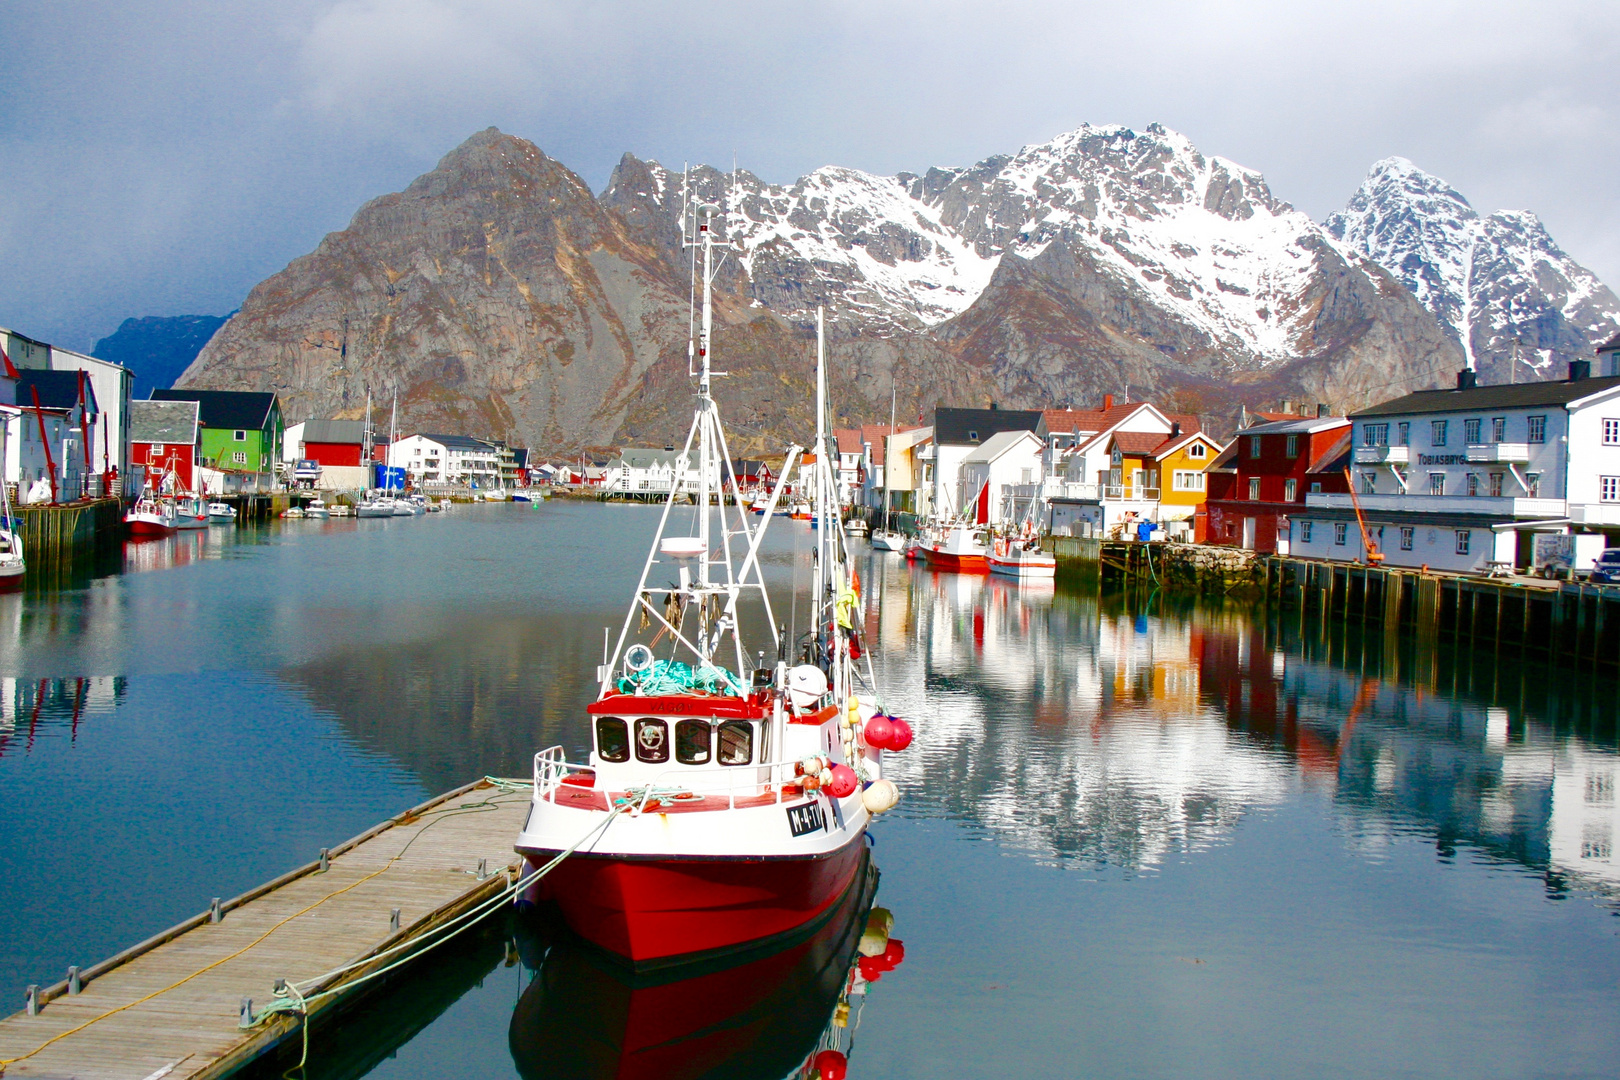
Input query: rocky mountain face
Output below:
<box><xmin>94</xmin><ymin>314</ymin><xmax>231</xmax><ymax>398</ymax></box>
<box><xmin>1325</xmin><ymin>158</ymin><xmax>1620</xmax><ymax>384</ymax></box>
<box><xmin>181</xmin><ymin>125</ymin><xmax>1612</xmax><ymax>452</ymax></box>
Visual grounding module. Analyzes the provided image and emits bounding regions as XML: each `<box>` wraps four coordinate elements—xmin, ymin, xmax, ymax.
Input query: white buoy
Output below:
<box><xmin>861</xmin><ymin>779</ymin><xmax>899</xmax><ymax>814</ymax></box>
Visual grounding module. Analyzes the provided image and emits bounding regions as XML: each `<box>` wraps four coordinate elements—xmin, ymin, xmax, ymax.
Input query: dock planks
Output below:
<box><xmin>0</xmin><ymin>779</ymin><xmax>531</xmax><ymax>1079</ymax></box>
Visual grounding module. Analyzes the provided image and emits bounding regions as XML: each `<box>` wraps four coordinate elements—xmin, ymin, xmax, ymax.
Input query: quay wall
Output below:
<box><xmin>1046</xmin><ymin>537</ymin><xmax>1620</xmax><ymax>671</ymax></box>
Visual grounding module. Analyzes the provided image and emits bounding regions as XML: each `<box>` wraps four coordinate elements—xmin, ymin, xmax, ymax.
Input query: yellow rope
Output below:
<box><xmin>0</xmin><ymin>792</ymin><xmax>517</xmax><ymax>1072</ymax></box>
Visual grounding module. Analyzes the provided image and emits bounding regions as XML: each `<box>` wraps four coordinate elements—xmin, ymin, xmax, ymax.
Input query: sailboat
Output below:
<box><xmin>355</xmin><ymin>393</ymin><xmax>398</xmax><ymax>518</ymax></box>
<box><xmin>514</xmin><ymin>194</ymin><xmax>910</xmax><ymax>969</ymax></box>
<box><xmin>0</xmin><ymin>417</ymin><xmax>23</xmax><ymax>589</ymax></box>
<box><xmin>870</xmin><ymin>386</ymin><xmax>906</xmax><ymax>553</ymax></box>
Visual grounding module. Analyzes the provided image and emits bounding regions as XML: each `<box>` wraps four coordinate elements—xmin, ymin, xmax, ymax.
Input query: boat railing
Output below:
<box><xmin>533</xmin><ymin>746</ymin><xmax>802</xmax><ymax>814</ymax></box>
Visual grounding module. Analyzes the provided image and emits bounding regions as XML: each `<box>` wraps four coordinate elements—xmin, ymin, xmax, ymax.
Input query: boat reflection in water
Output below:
<box><xmin>510</xmin><ymin>851</ymin><xmax>899</xmax><ymax>1080</ymax></box>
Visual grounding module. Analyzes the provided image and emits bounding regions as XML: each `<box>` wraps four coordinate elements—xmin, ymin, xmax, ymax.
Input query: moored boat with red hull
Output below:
<box><xmin>515</xmin><ymin>197</ymin><xmax>911</xmax><ymax>970</ymax></box>
<box><xmin>920</xmin><ymin>522</ymin><xmax>991</xmax><ymax>572</ymax></box>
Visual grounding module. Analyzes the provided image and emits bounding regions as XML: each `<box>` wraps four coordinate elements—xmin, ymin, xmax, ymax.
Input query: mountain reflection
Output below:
<box><xmin>861</xmin><ymin>556</ymin><xmax>1620</xmax><ymax>898</ymax></box>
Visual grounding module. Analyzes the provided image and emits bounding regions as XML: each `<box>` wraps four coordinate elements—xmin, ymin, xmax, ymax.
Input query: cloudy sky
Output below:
<box><xmin>3</xmin><ymin>0</ymin><xmax>1617</xmax><ymax>352</ymax></box>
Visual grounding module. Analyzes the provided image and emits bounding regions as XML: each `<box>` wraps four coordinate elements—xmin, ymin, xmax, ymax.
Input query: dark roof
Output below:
<box><xmin>1597</xmin><ymin>334</ymin><xmax>1620</xmax><ymax>352</ymax></box>
<box><xmin>1236</xmin><ymin>416</ymin><xmax>1349</xmax><ymax>435</ymax></box>
<box><xmin>151</xmin><ymin>388</ymin><xmax>277</xmax><ymax>430</ymax></box>
<box><xmin>128</xmin><ymin>399</ymin><xmax>199</xmax><ymax>444</ymax></box>
<box><xmin>413</xmin><ymin>433</ymin><xmax>497</xmax><ymax>451</ymax></box>
<box><xmin>300</xmin><ymin>419</ymin><xmax>367</xmax><ymax>444</ymax></box>
<box><xmin>16</xmin><ymin>370</ymin><xmax>97</xmax><ymax>413</ymax></box>
<box><xmin>1351</xmin><ymin>374</ymin><xmax>1620</xmax><ymax>417</ymax></box>
<box><xmin>934</xmin><ymin>407</ymin><xmax>1046</xmax><ymax>446</ymax></box>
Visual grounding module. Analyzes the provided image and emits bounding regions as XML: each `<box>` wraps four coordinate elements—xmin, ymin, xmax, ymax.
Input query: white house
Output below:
<box><xmin>930</xmin><ymin>407</ymin><xmax>1046</xmax><ymax>519</ymax></box>
<box><xmin>2</xmin><ymin>327</ymin><xmax>133</xmax><ymax>494</ymax></box>
<box><xmin>960</xmin><ymin>430</ymin><xmax>1046</xmax><ymax>525</ymax></box>
<box><xmin>1290</xmin><ymin>364</ymin><xmax>1620</xmax><ymax>573</ymax></box>
<box><xmin>390</xmin><ymin>434</ymin><xmax>501</xmax><ymax>488</ymax></box>
<box><xmin>1045</xmin><ymin>401</ymin><xmax>1207</xmax><ymax>535</ymax></box>
<box><xmin>603</xmin><ymin>446</ymin><xmax>714</xmax><ymax>495</ymax></box>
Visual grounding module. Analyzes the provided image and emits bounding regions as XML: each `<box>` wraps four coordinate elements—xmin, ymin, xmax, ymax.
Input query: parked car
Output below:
<box><xmin>1588</xmin><ymin>548</ymin><xmax>1620</xmax><ymax>584</ymax></box>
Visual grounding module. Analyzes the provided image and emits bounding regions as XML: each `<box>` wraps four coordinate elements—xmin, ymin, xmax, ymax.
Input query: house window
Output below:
<box><xmin>1467</xmin><ymin>473</ymin><xmax>1480</xmax><ymax>496</ymax></box>
<box><xmin>967</xmin><ymin>429</ymin><xmax>979</xmax><ymax>443</ymax></box>
<box><xmin>1432</xmin><ymin>420</ymin><xmax>1448</xmax><ymax>446</ymax></box>
<box><xmin>1397</xmin><ymin>422</ymin><xmax>1410</xmax><ymax>446</ymax></box>
<box><xmin>1489</xmin><ymin>472</ymin><xmax>1504</xmax><ymax>497</ymax></box>
<box><xmin>1605</xmin><ymin>419</ymin><xmax>1620</xmax><ymax>446</ymax></box>
<box><xmin>1188</xmin><ymin>443</ymin><xmax>1206</xmax><ymax>459</ymax></box>
<box><xmin>234</xmin><ymin>429</ymin><xmax>246</xmax><ymax>441</ymax></box>
<box><xmin>1602</xmin><ymin>477</ymin><xmax>1620</xmax><ymax>503</ymax></box>
<box><xmin>1528</xmin><ymin>415</ymin><xmax>1546</xmax><ymax>443</ymax></box>
<box><xmin>1429</xmin><ymin>472</ymin><xmax>1446</xmax><ymax>496</ymax></box>
<box><xmin>1248</xmin><ymin>477</ymin><xmax>1261</xmax><ymax>500</ymax></box>
<box><xmin>1334</xmin><ymin>523</ymin><xmax>1348</xmax><ymax>546</ymax></box>
<box><xmin>148</xmin><ymin>445</ymin><xmax>165</xmax><ymax>461</ymax></box>
<box><xmin>1111</xmin><ymin>448</ymin><xmax>1123</xmax><ymax>466</ymax></box>
<box><xmin>1360</xmin><ymin>472</ymin><xmax>1376</xmax><ymax>495</ymax></box>
<box><xmin>232</xmin><ymin>451</ymin><xmax>247</xmax><ymax>465</ymax></box>
<box><xmin>1526</xmin><ymin>472</ymin><xmax>1541</xmax><ymax>497</ymax></box>
<box><xmin>1173</xmin><ymin>471</ymin><xmax>1205</xmax><ymax>492</ymax></box>
<box><xmin>1248</xmin><ymin>436</ymin><xmax>1262</xmax><ymax>458</ymax></box>
<box><xmin>1464</xmin><ymin>418</ymin><xmax>1482</xmax><ymax>444</ymax></box>
<box><xmin>1362</xmin><ymin>424</ymin><xmax>1388</xmax><ymax>447</ymax></box>
<box><xmin>1400</xmin><ymin>526</ymin><xmax>1414</xmax><ymax>551</ymax></box>
<box><xmin>1309</xmin><ymin>481</ymin><xmax>1322</xmax><ymax>494</ymax></box>
<box><xmin>1492</xmin><ymin>417</ymin><xmax>1506</xmax><ymax>442</ymax></box>
<box><xmin>1284</xmin><ymin>478</ymin><xmax>1297</xmax><ymax>501</ymax></box>
<box><xmin>1300</xmin><ymin>520</ymin><xmax>1313</xmax><ymax>542</ymax></box>
<box><xmin>1286</xmin><ymin>434</ymin><xmax>1300</xmax><ymax>457</ymax></box>
<box><xmin>1455</xmin><ymin>530</ymin><xmax>1471</xmax><ymax>555</ymax></box>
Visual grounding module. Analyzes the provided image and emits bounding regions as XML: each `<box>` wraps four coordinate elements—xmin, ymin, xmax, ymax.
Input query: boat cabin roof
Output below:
<box><xmin>587</xmin><ymin>693</ymin><xmax>767</xmax><ymax>720</ymax></box>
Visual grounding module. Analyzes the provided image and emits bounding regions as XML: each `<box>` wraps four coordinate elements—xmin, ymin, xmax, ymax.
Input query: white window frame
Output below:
<box><xmin>1284</xmin><ymin>478</ymin><xmax>1297</xmax><ymax>501</ymax></box>
<box><xmin>1429</xmin><ymin>472</ymin><xmax>1445</xmax><ymax>496</ymax></box>
<box><xmin>232</xmin><ymin>451</ymin><xmax>247</xmax><ymax>465</ymax></box>
<box><xmin>1362</xmin><ymin>424</ymin><xmax>1387</xmax><ymax>447</ymax></box>
<box><xmin>1464</xmin><ymin>418</ymin><xmax>1482</xmax><ymax>444</ymax></box>
<box><xmin>1300</xmin><ymin>520</ymin><xmax>1314</xmax><ymax>543</ymax></box>
<box><xmin>1187</xmin><ymin>443</ymin><xmax>1206</xmax><ymax>459</ymax></box>
<box><xmin>1334</xmin><ymin>522</ymin><xmax>1348</xmax><ymax>546</ymax></box>
<box><xmin>1601</xmin><ymin>476</ymin><xmax>1620</xmax><ymax>503</ymax></box>
<box><xmin>1248</xmin><ymin>477</ymin><xmax>1261</xmax><ymax>500</ymax></box>
<box><xmin>1492</xmin><ymin>417</ymin><xmax>1506</xmax><ymax>442</ymax></box>
<box><xmin>1605</xmin><ymin>419</ymin><xmax>1620</xmax><ymax>447</ymax></box>
<box><xmin>234</xmin><ymin>429</ymin><xmax>247</xmax><ymax>442</ymax></box>
<box><xmin>1455</xmin><ymin>530</ymin><xmax>1471</xmax><ymax>555</ymax></box>
<box><xmin>1432</xmin><ymin>420</ymin><xmax>1448</xmax><ymax>447</ymax></box>
<box><xmin>1527</xmin><ymin>415</ymin><xmax>1546</xmax><ymax>444</ymax></box>
<box><xmin>1400</xmin><ymin>526</ymin><xmax>1414</xmax><ymax>551</ymax></box>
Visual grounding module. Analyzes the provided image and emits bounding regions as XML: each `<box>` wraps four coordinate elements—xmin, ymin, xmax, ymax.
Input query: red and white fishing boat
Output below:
<box><xmin>124</xmin><ymin>496</ymin><xmax>176</xmax><ymax>538</ymax></box>
<box><xmin>987</xmin><ymin>535</ymin><xmax>1056</xmax><ymax>579</ymax></box>
<box><xmin>920</xmin><ymin>522</ymin><xmax>990</xmax><ymax>572</ymax></box>
<box><xmin>0</xmin><ymin>472</ymin><xmax>22</xmax><ymax>590</ymax></box>
<box><xmin>515</xmin><ymin>201</ymin><xmax>911</xmax><ymax>970</ymax></box>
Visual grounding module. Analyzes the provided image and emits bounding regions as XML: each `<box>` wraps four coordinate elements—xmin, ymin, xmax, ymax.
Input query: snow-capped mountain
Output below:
<box><xmin>1325</xmin><ymin>158</ymin><xmax>1620</xmax><ymax>381</ymax></box>
<box><xmin>609</xmin><ymin>124</ymin><xmax>1403</xmax><ymax>363</ymax></box>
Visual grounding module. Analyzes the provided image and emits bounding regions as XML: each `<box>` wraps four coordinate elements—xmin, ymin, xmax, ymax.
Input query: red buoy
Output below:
<box><xmin>858</xmin><ymin>954</ymin><xmax>885</xmax><ymax>981</ymax></box>
<box><xmin>862</xmin><ymin>715</ymin><xmax>895</xmax><ymax>750</ymax></box>
<box><xmin>883</xmin><ymin>937</ymin><xmax>906</xmax><ymax>966</ymax></box>
<box><xmin>815</xmin><ymin>1049</ymin><xmax>848</xmax><ymax>1080</ymax></box>
<box><xmin>827</xmin><ymin>763</ymin><xmax>858</xmax><ymax>798</ymax></box>
<box><xmin>886</xmin><ymin>718</ymin><xmax>914</xmax><ymax>751</ymax></box>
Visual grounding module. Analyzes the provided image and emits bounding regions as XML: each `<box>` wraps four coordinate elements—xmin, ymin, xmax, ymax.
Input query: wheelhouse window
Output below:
<box><xmin>595</xmin><ymin>717</ymin><xmax>629</xmax><ymax>763</ymax></box>
<box><xmin>634</xmin><ymin>718</ymin><xmax>670</xmax><ymax>763</ymax></box>
<box><xmin>717</xmin><ymin>721</ymin><xmax>754</xmax><ymax>765</ymax></box>
<box><xmin>675</xmin><ymin>719</ymin><xmax>712</xmax><ymax>765</ymax></box>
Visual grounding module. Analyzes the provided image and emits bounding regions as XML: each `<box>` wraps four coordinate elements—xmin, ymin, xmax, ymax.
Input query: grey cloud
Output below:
<box><xmin>3</xmin><ymin>0</ymin><xmax>1618</xmax><ymax>351</ymax></box>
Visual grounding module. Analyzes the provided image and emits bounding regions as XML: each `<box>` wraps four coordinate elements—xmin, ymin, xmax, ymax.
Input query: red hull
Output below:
<box><xmin>125</xmin><ymin>517</ymin><xmax>175</xmax><ymax>538</ymax></box>
<box><xmin>528</xmin><ymin>836</ymin><xmax>867</xmax><ymax>967</ymax></box>
<box><xmin>921</xmin><ymin>545</ymin><xmax>989</xmax><ymax>572</ymax></box>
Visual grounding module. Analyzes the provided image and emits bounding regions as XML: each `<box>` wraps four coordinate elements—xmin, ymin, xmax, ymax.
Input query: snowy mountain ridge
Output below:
<box><xmin>1325</xmin><ymin>157</ymin><xmax>1620</xmax><ymax>380</ymax></box>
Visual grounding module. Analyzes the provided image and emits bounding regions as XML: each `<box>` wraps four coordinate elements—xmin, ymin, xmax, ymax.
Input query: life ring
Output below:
<box><xmin>624</xmin><ymin>644</ymin><xmax>654</xmax><ymax>675</ymax></box>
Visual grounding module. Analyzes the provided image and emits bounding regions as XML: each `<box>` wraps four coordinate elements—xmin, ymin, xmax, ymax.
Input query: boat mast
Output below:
<box><xmin>698</xmin><ymin>203</ymin><xmax>716</xmax><ymax>591</ymax></box>
<box><xmin>883</xmin><ymin>383</ymin><xmax>895</xmax><ymax>533</ymax></box>
<box><xmin>814</xmin><ymin>307</ymin><xmax>828</xmax><ymax>657</ymax></box>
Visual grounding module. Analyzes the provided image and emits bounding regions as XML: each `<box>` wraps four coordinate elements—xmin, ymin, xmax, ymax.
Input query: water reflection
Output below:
<box><xmin>0</xmin><ymin>675</ymin><xmax>127</xmax><ymax>755</ymax></box>
<box><xmin>860</xmin><ymin>554</ymin><xmax>1620</xmax><ymax>901</ymax></box>
<box><xmin>510</xmin><ymin>854</ymin><xmax>890</xmax><ymax>1080</ymax></box>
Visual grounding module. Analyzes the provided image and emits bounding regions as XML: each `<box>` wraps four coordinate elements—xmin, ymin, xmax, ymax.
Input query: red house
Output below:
<box><xmin>128</xmin><ymin>399</ymin><xmax>201</xmax><ymax>495</ymax></box>
<box><xmin>1204</xmin><ymin>416</ymin><xmax>1351</xmax><ymax>552</ymax></box>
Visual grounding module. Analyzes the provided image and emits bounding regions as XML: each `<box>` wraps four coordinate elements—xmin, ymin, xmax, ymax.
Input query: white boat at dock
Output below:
<box><xmin>304</xmin><ymin>497</ymin><xmax>330</xmax><ymax>519</ymax></box>
<box><xmin>206</xmin><ymin>502</ymin><xmax>237</xmax><ymax>523</ymax></box>
<box><xmin>987</xmin><ymin>536</ymin><xmax>1057</xmax><ymax>579</ymax></box>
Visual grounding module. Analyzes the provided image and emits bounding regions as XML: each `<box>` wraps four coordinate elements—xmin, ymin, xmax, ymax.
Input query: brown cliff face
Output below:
<box><xmin>182</xmin><ymin>126</ymin><xmax>1468</xmax><ymax>451</ymax></box>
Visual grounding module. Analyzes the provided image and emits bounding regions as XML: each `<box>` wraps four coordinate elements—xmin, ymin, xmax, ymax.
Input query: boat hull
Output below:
<box><xmin>0</xmin><ymin>562</ymin><xmax>23</xmax><ymax>590</ymax></box>
<box><xmin>522</xmin><ymin>833</ymin><xmax>868</xmax><ymax>969</ymax></box>
<box><xmin>988</xmin><ymin>553</ymin><xmax>1056</xmax><ymax>579</ymax></box>
<box><xmin>921</xmin><ymin>545</ymin><xmax>989</xmax><ymax>572</ymax></box>
<box><xmin>869</xmin><ymin>531</ymin><xmax>905</xmax><ymax>552</ymax></box>
<box><xmin>125</xmin><ymin>515</ymin><xmax>175</xmax><ymax>537</ymax></box>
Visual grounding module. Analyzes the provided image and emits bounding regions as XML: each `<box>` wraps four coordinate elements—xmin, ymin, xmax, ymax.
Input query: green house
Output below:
<box><xmin>149</xmin><ymin>389</ymin><xmax>284</xmax><ymax>474</ymax></box>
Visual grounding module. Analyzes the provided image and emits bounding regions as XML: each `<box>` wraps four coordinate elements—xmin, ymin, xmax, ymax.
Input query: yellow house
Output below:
<box><xmin>1154</xmin><ymin>429</ymin><xmax>1225</xmax><ymax>517</ymax></box>
<box><xmin>1100</xmin><ymin>427</ymin><xmax>1225</xmax><ymax>525</ymax></box>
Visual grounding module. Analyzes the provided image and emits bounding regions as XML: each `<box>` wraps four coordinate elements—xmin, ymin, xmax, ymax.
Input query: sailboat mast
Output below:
<box><xmin>815</xmin><ymin>307</ymin><xmax>828</xmax><ymax>643</ymax></box>
<box><xmin>883</xmin><ymin>384</ymin><xmax>895</xmax><ymax>532</ymax></box>
<box><xmin>698</xmin><ymin>204</ymin><xmax>716</xmax><ymax>590</ymax></box>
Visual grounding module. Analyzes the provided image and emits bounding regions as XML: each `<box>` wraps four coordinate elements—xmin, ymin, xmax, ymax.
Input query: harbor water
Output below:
<box><xmin>1</xmin><ymin>500</ymin><xmax>1617</xmax><ymax>1078</ymax></box>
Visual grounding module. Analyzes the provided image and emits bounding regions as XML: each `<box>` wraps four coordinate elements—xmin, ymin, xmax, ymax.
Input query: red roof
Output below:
<box><xmin>833</xmin><ymin>424</ymin><xmax>922</xmax><ymax>465</ymax></box>
<box><xmin>587</xmin><ymin>694</ymin><xmax>767</xmax><ymax>720</ymax></box>
<box><xmin>1111</xmin><ymin>431</ymin><xmax>1167</xmax><ymax>455</ymax></box>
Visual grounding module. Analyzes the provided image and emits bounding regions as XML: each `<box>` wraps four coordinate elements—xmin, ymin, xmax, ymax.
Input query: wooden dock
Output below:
<box><xmin>0</xmin><ymin>778</ymin><xmax>530</xmax><ymax>1078</ymax></box>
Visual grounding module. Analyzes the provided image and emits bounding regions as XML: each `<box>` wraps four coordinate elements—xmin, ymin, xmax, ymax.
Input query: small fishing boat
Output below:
<box><xmin>512</xmin><ymin>491</ymin><xmax>532</xmax><ymax>503</ymax></box>
<box><xmin>870</xmin><ymin>530</ymin><xmax>906</xmax><ymax>552</ymax></box>
<box><xmin>0</xmin><ymin>480</ymin><xmax>22</xmax><ymax>589</ymax></box>
<box><xmin>987</xmin><ymin>536</ymin><xmax>1056</xmax><ymax>579</ymax></box>
<box><xmin>125</xmin><ymin>496</ymin><xmax>176</xmax><ymax>538</ymax></box>
<box><xmin>843</xmin><ymin>516</ymin><xmax>869</xmax><ymax>535</ymax></box>
<box><xmin>282</xmin><ymin>506</ymin><xmax>305</xmax><ymax>519</ymax></box>
<box><xmin>515</xmin><ymin>207</ymin><xmax>909</xmax><ymax>970</ymax></box>
<box><xmin>304</xmin><ymin>497</ymin><xmax>330</xmax><ymax>519</ymax></box>
<box><xmin>356</xmin><ymin>494</ymin><xmax>396</xmax><ymax>518</ymax></box>
<box><xmin>425</xmin><ymin>499</ymin><xmax>446</xmax><ymax>513</ymax></box>
<box><xmin>920</xmin><ymin>522</ymin><xmax>990</xmax><ymax>572</ymax></box>
<box><xmin>169</xmin><ymin>494</ymin><xmax>208</xmax><ymax>530</ymax></box>
<box><xmin>206</xmin><ymin>501</ymin><xmax>237</xmax><ymax>523</ymax></box>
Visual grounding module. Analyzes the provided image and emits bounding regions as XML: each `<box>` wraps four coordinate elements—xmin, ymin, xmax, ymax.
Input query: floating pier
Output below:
<box><xmin>0</xmin><ymin>779</ymin><xmax>529</xmax><ymax>1079</ymax></box>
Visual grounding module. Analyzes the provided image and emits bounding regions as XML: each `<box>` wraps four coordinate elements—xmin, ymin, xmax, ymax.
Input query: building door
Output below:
<box><xmin>1241</xmin><ymin>517</ymin><xmax>1257</xmax><ymax>550</ymax></box>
